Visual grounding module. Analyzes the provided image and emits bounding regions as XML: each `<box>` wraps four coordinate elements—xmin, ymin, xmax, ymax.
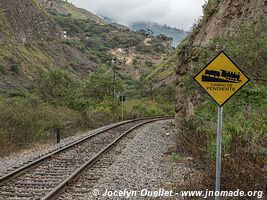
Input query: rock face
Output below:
<box><xmin>193</xmin><ymin>0</ymin><xmax>266</xmax><ymax>47</ymax></box>
<box><xmin>0</xmin><ymin>0</ymin><xmax>93</xmax><ymax>88</ymax></box>
<box><xmin>0</xmin><ymin>0</ymin><xmax>60</xmax><ymax>42</ymax></box>
<box><xmin>174</xmin><ymin>0</ymin><xmax>266</xmax><ymax>125</ymax></box>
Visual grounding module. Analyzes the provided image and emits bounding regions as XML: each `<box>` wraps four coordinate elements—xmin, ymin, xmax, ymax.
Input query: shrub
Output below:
<box><xmin>145</xmin><ymin>61</ymin><xmax>154</xmax><ymax>68</ymax></box>
<box><xmin>130</xmin><ymin>101</ymin><xmax>167</xmax><ymax>117</ymax></box>
<box><xmin>8</xmin><ymin>58</ymin><xmax>20</xmax><ymax>74</ymax></box>
<box><xmin>10</xmin><ymin>64</ymin><xmax>19</xmax><ymax>74</ymax></box>
<box><xmin>34</xmin><ymin>68</ymin><xmax>82</xmax><ymax>109</ymax></box>
<box><xmin>0</xmin><ymin>64</ymin><xmax>5</xmax><ymax>73</ymax></box>
<box><xmin>83</xmin><ymin>69</ymin><xmax>123</xmax><ymax>101</ymax></box>
<box><xmin>0</xmin><ymin>96</ymin><xmax>81</xmax><ymax>152</ymax></box>
<box><xmin>144</xmin><ymin>105</ymin><xmax>164</xmax><ymax>116</ymax></box>
<box><xmin>86</xmin><ymin>99</ymin><xmax>116</xmax><ymax>126</ymax></box>
<box><xmin>202</xmin><ymin>0</ymin><xmax>216</xmax><ymax>18</ymax></box>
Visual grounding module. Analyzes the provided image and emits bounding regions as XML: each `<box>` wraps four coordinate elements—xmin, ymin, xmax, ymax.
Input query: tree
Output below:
<box><xmin>83</xmin><ymin>69</ymin><xmax>123</xmax><ymax>101</ymax></box>
<box><xmin>34</xmin><ymin>69</ymin><xmax>81</xmax><ymax>107</ymax></box>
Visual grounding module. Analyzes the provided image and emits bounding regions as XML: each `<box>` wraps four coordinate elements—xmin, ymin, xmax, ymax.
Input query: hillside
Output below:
<box><xmin>130</xmin><ymin>22</ymin><xmax>187</xmax><ymax>46</ymax></box>
<box><xmin>0</xmin><ymin>0</ymin><xmax>71</xmax><ymax>88</ymax></box>
<box><xmin>150</xmin><ymin>0</ymin><xmax>267</xmax><ymax>95</ymax></box>
<box><xmin>173</xmin><ymin>0</ymin><xmax>266</xmax><ymax>123</ymax></box>
<box><xmin>0</xmin><ymin>0</ymin><xmax>172</xmax><ymax>88</ymax></box>
<box><xmin>52</xmin><ymin>15</ymin><xmax>171</xmax><ymax>79</ymax></box>
<box><xmin>158</xmin><ymin>0</ymin><xmax>267</xmax><ymax>193</ymax></box>
<box><xmin>101</xmin><ymin>17</ymin><xmax>187</xmax><ymax>46</ymax></box>
<box><xmin>40</xmin><ymin>0</ymin><xmax>103</xmax><ymax>22</ymax></box>
<box><xmin>0</xmin><ymin>0</ymin><xmax>175</xmax><ymax>155</ymax></box>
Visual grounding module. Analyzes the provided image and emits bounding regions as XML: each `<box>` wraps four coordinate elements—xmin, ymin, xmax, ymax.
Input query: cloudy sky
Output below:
<box><xmin>70</xmin><ymin>0</ymin><xmax>205</xmax><ymax>30</ymax></box>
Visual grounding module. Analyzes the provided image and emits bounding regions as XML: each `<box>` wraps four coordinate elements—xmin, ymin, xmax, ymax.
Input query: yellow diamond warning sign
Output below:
<box><xmin>194</xmin><ymin>51</ymin><xmax>249</xmax><ymax>106</ymax></box>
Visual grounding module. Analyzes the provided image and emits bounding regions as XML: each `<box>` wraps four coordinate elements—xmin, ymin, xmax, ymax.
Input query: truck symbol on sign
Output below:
<box><xmin>202</xmin><ymin>69</ymin><xmax>242</xmax><ymax>83</ymax></box>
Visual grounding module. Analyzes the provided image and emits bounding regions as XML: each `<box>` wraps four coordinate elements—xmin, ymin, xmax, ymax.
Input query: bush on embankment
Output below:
<box><xmin>0</xmin><ymin>96</ymin><xmax>82</xmax><ymax>154</ymax></box>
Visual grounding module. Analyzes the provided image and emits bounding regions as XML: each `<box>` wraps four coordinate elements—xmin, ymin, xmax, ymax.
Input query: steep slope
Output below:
<box><xmin>191</xmin><ymin>0</ymin><xmax>266</xmax><ymax>46</ymax></box>
<box><xmin>53</xmin><ymin>16</ymin><xmax>172</xmax><ymax>79</ymax></box>
<box><xmin>0</xmin><ymin>0</ymin><xmax>60</xmax><ymax>43</ymax></box>
<box><xmin>0</xmin><ymin>0</ymin><xmax>97</xmax><ymax>88</ymax></box>
<box><xmin>147</xmin><ymin>0</ymin><xmax>266</xmax><ymax>88</ymax></box>
<box><xmin>0</xmin><ymin>0</ymin><xmax>172</xmax><ymax>88</ymax></box>
<box><xmin>173</xmin><ymin>0</ymin><xmax>266</xmax><ymax>123</ymax></box>
<box><xmin>101</xmin><ymin>17</ymin><xmax>187</xmax><ymax>46</ymax></box>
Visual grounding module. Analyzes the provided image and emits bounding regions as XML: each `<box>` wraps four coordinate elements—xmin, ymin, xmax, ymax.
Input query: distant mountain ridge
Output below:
<box><xmin>101</xmin><ymin>17</ymin><xmax>187</xmax><ymax>47</ymax></box>
<box><xmin>100</xmin><ymin>16</ymin><xmax>130</xmax><ymax>30</ymax></box>
<box><xmin>39</xmin><ymin>0</ymin><xmax>103</xmax><ymax>23</ymax></box>
<box><xmin>130</xmin><ymin>22</ymin><xmax>187</xmax><ymax>47</ymax></box>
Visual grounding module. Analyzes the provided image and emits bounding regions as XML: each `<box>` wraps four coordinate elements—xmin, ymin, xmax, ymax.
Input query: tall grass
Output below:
<box><xmin>0</xmin><ymin>96</ymin><xmax>82</xmax><ymax>155</ymax></box>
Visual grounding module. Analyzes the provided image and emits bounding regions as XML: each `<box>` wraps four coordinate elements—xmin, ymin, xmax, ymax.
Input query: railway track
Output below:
<box><xmin>0</xmin><ymin>117</ymin><xmax>172</xmax><ymax>200</ymax></box>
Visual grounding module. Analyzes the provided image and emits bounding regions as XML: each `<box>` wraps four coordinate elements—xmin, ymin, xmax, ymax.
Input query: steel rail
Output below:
<box><xmin>42</xmin><ymin>117</ymin><xmax>169</xmax><ymax>200</ymax></box>
<box><xmin>0</xmin><ymin>116</ymin><xmax>172</xmax><ymax>185</ymax></box>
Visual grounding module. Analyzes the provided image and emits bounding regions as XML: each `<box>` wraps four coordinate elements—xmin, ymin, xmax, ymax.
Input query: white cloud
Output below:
<box><xmin>69</xmin><ymin>0</ymin><xmax>205</xmax><ymax>30</ymax></box>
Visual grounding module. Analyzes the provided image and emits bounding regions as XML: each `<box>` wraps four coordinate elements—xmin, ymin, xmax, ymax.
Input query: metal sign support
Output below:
<box><xmin>121</xmin><ymin>100</ymin><xmax>124</xmax><ymax>121</ymax></box>
<box><xmin>119</xmin><ymin>95</ymin><xmax>125</xmax><ymax>121</ymax></box>
<box><xmin>215</xmin><ymin>106</ymin><xmax>223</xmax><ymax>200</ymax></box>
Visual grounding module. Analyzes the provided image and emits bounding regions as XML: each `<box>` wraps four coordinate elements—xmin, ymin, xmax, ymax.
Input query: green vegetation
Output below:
<box><xmin>6</xmin><ymin>57</ymin><xmax>20</xmax><ymax>74</ymax></box>
<box><xmin>0</xmin><ymin>64</ymin><xmax>175</xmax><ymax>155</ymax></box>
<box><xmin>171</xmin><ymin>153</ymin><xmax>182</xmax><ymax>161</ymax></box>
<box><xmin>0</xmin><ymin>96</ymin><xmax>80</xmax><ymax>150</ymax></box>
<box><xmin>0</xmin><ymin>64</ymin><xmax>5</xmax><ymax>73</ymax></box>
<box><xmin>54</xmin><ymin>16</ymin><xmax>169</xmax><ymax>64</ymax></box>
<box><xmin>47</xmin><ymin>8</ymin><xmax>71</xmax><ymax>17</ymax></box>
<box><xmin>178</xmin><ymin>20</ymin><xmax>267</xmax><ymax>191</ymax></box>
<box><xmin>0</xmin><ymin>3</ymin><xmax>173</xmax><ymax>156</ymax></box>
<box><xmin>147</xmin><ymin>50</ymin><xmax>178</xmax><ymax>82</ymax></box>
<box><xmin>122</xmin><ymin>70</ymin><xmax>175</xmax><ymax>119</ymax></box>
<box><xmin>202</xmin><ymin>0</ymin><xmax>217</xmax><ymax>20</ymax></box>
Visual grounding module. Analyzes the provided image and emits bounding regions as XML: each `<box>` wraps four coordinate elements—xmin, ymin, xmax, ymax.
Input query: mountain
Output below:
<box><xmin>0</xmin><ymin>0</ymin><xmax>174</xmax><ymax>154</ymax></box>
<box><xmin>130</xmin><ymin>22</ymin><xmax>187</xmax><ymax>46</ymax></box>
<box><xmin>101</xmin><ymin>16</ymin><xmax>115</xmax><ymax>24</ymax></box>
<box><xmin>40</xmin><ymin>0</ymin><xmax>103</xmax><ymax>23</ymax></box>
<box><xmin>0</xmin><ymin>0</ymin><xmax>66</xmax><ymax>88</ymax></box>
<box><xmin>100</xmin><ymin>17</ymin><xmax>187</xmax><ymax>47</ymax></box>
<box><xmin>0</xmin><ymin>0</ymin><xmax>172</xmax><ymax>88</ymax></box>
<box><xmin>100</xmin><ymin>16</ymin><xmax>129</xmax><ymax>30</ymax></box>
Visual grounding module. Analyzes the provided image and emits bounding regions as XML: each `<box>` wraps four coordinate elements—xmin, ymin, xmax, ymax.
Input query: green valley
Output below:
<box><xmin>0</xmin><ymin>0</ymin><xmax>175</xmax><ymax>155</ymax></box>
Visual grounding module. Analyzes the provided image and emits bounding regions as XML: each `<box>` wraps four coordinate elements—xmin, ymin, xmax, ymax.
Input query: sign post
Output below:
<box><xmin>194</xmin><ymin>51</ymin><xmax>249</xmax><ymax>199</ymax></box>
<box><xmin>119</xmin><ymin>95</ymin><xmax>126</xmax><ymax>121</ymax></box>
<box><xmin>215</xmin><ymin>106</ymin><xmax>223</xmax><ymax>200</ymax></box>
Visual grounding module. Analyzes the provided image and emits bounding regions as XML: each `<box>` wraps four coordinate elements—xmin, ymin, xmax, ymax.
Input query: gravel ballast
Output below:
<box><xmin>0</xmin><ymin>121</ymin><xmax>130</xmax><ymax>177</ymax></box>
<box><xmin>0</xmin><ymin>119</ymin><xmax>197</xmax><ymax>200</ymax></box>
<box><xmin>86</xmin><ymin>120</ymin><xmax>195</xmax><ymax>200</ymax></box>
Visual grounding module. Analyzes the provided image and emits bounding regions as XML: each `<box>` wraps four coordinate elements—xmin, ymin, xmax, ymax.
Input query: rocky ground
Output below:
<box><xmin>0</xmin><ymin>121</ymin><xmax>127</xmax><ymax>177</ymax></box>
<box><xmin>0</xmin><ymin>120</ymin><xmax>201</xmax><ymax>200</ymax></box>
<box><xmin>86</xmin><ymin>120</ymin><xmax>200</xmax><ymax>200</ymax></box>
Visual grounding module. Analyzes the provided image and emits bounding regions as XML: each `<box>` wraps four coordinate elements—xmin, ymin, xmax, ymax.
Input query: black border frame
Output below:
<box><xmin>193</xmin><ymin>50</ymin><xmax>250</xmax><ymax>107</ymax></box>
